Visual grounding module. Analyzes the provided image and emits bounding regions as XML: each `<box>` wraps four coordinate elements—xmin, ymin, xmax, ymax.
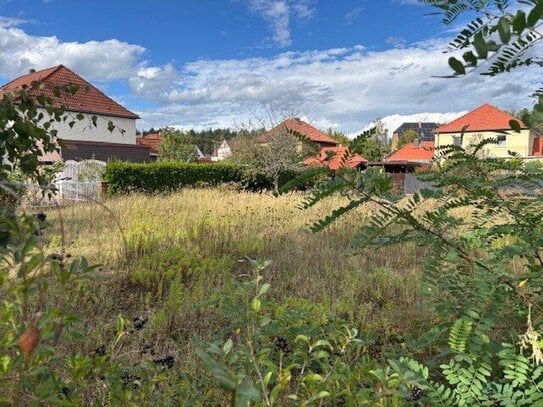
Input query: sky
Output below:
<box><xmin>0</xmin><ymin>0</ymin><xmax>540</xmax><ymax>135</ymax></box>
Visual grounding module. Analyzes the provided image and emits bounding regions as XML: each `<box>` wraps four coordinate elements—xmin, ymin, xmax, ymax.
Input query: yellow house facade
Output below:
<box><xmin>434</xmin><ymin>104</ymin><xmax>542</xmax><ymax>159</ymax></box>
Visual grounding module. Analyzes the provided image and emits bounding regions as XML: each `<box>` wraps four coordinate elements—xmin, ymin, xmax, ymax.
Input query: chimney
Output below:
<box><xmin>414</xmin><ymin>138</ymin><xmax>421</xmax><ymax>147</ymax></box>
<box><xmin>294</xmin><ymin>117</ymin><xmax>301</xmax><ymax>122</ymax></box>
<box><xmin>29</xmin><ymin>68</ymin><xmax>36</xmax><ymax>74</ymax></box>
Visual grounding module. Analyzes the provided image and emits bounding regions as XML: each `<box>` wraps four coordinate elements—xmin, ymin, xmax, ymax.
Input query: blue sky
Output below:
<box><xmin>0</xmin><ymin>0</ymin><xmax>538</xmax><ymax>133</ymax></box>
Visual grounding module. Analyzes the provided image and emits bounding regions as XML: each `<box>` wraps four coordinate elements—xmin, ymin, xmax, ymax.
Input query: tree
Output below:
<box><xmin>396</xmin><ymin>128</ymin><xmax>419</xmax><ymax>150</ymax></box>
<box><xmin>229</xmin><ymin>131</ymin><xmax>306</xmax><ymax>193</ymax></box>
<box><xmin>326</xmin><ymin>128</ymin><xmax>351</xmax><ymax>146</ymax></box>
<box><xmin>349</xmin><ymin>120</ymin><xmax>390</xmax><ymax>161</ymax></box>
<box><xmin>158</xmin><ymin>128</ymin><xmax>198</xmax><ymax>162</ymax></box>
<box><xmin>421</xmin><ymin>0</ymin><xmax>543</xmax><ymax>100</ymax></box>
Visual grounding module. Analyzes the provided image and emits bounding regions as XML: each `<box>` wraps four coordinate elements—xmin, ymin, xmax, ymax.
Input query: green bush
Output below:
<box><xmin>104</xmin><ymin>162</ymin><xmax>243</xmax><ymax>194</ymax></box>
<box><xmin>104</xmin><ymin>162</ymin><xmax>327</xmax><ymax>194</ymax></box>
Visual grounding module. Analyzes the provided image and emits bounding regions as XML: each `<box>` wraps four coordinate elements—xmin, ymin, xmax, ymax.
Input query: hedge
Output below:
<box><xmin>103</xmin><ymin>162</ymin><xmax>327</xmax><ymax>194</ymax></box>
<box><xmin>103</xmin><ymin>162</ymin><xmax>243</xmax><ymax>194</ymax></box>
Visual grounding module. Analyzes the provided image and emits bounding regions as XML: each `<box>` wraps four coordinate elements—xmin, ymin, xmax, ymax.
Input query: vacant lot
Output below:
<box><xmin>43</xmin><ymin>188</ymin><xmax>435</xmax><ymax>402</ymax></box>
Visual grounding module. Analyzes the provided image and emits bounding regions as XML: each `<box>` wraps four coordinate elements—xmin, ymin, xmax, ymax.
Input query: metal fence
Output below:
<box><xmin>55</xmin><ymin>180</ymin><xmax>102</xmax><ymax>202</ymax></box>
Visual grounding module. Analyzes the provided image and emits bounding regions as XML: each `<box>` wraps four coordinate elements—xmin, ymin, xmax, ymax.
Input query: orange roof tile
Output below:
<box><xmin>435</xmin><ymin>103</ymin><xmax>527</xmax><ymax>133</ymax></box>
<box><xmin>264</xmin><ymin>118</ymin><xmax>339</xmax><ymax>145</ymax></box>
<box><xmin>304</xmin><ymin>146</ymin><xmax>366</xmax><ymax>170</ymax></box>
<box><xmin>385</xmin><ymin>141</ymin><xmax>434</xmax><ymax>162</ymax></box>
<box><xmin>136</xmin><ymin>133</ymin><xmax>161</xmax><ymax>154</ymax></box>
<box><xmin>0</xmin><ymin>65</ymin><xmax>139</xmax><ymax>119</ymax></box>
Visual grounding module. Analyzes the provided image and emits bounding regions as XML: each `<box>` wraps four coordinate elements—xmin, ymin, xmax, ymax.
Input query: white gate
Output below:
<box><xmin>55</xmin><ymin>160</ymin><xmax>106</xmax><ymax>201</ymax></box>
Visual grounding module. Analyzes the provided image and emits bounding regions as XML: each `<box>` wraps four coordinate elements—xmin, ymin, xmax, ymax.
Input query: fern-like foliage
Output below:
<box><xmin>293</xmin><ymin>138</ymin><xmax>543</xmax><ymax>404</ymax></box>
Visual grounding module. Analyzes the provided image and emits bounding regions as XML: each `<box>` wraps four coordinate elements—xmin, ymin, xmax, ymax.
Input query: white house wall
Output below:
<box><xmin>39</xmin><ymin>108</ymin><xmax>137</xmax><ymax>145</ymax></box>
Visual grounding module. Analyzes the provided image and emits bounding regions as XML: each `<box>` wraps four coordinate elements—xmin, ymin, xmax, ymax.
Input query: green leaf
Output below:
<box><xmin>527</xmin><ymin>2</ymin><xmax>543</xmax><ymax>27</ymax></box>
<box><xmin>223</xmin><ymin>339</ymin><xmax>233</xmax><ymax>355</ymax></box>
<box><xmin>462</xmin><ymin>51</ymin><xmax>478</xmax><ymax>66</ymax></box>
<box><xmin>449</xmin><ymin>57</ymin><xmax>466</xmax><ymax>75</ymax></box>
<box><xmin>235</xmin><ymin>379</ymin><xmax>260</xmax><ymax>407</ymax></box>
<box><xmin>513</xmin><ymin>10</ymin><xmax>526</xmax><ymax>34</ymax></box>
<box><xmin>258</xmin><ymin>283</ymin><xmax>270</xmax><ymax>296</ymax></box>
<box><xmin>314</xmin><ymin>391</ymin><xmax>331</xmax><ymax>400</ymax></box>
<box><xmin>251</xmin><ymin>297</ymin><xmax>261</xmax><ymax>313</ymax></box>
<box><xmin>498</xmin><ymin>17</ymin><xmax>511</xmax><ymax>44</ymax></box>
<box><xmin>197</xmin><ymin>349</ymin><xmax>237</xmax><ymax>390</ymax></box>
<box><xmin>302</xmin><ymin>373</ymin><xmax>324</xmax><ymax>382</ymax></box>
<box><xmin>473</xmin><ymin>33</ymin><xmax>488</xmax><ymax>59</ymax></box>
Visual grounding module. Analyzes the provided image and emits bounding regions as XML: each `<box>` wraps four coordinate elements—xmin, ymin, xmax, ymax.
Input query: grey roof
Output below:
<box><xmin>393</xmin><ymin>122</ymin><xmax>440</xmax><ymax>141</ymax></box>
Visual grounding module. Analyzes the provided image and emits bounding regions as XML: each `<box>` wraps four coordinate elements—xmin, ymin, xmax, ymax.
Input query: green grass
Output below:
<box><xmin>43</xmin><ymin>187</ymin><xmax>436</xmax><ymax>402</ymax></box>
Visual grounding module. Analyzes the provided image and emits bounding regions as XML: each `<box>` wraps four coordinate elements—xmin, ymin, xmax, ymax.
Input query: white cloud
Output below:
<box><xmin>135</xmin><ymin>40</ymin><xmax>541</xmax><ymax>133</ymax></box>
<box><xmin>0</xmin><ymin>24</ymin><xmax>145</xmax><ymax>81</ymax></box>
<box><xmin>244</xmin><ymin>0</ymin><xmax>318</xmax><ymax>47</ymax></box>
<box><xmin>0</xmin><ymin>18</ymin><xmax>539</xmax><ymax>135</ymax></box>
<box><xmin>345</xmin><ymin>7</ymin><xmax>364</xmax><ymax>22</ymax></box>
<box><xmin>353</xmin><ymin>112</ymin><xmax>468</xmax><ymax>139</ymax></box>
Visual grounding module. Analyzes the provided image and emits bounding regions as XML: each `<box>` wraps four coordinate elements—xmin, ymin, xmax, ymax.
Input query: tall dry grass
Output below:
<box><xmin>43</xmin><ymin>188</ymin><xmax>435</xmax><ymax>375</ymax></box>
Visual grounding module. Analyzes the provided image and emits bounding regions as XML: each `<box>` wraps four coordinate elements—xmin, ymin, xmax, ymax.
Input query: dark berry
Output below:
<box><xmin>50</xmin><ymin>253</ymin><xmax>64</xmax><ymax>261</ymax></box>
<box><xmin>275</xmin><ymin>337</ymin><xmax>289</xmax><ymax>352</ymax></box>
<box><xmin>36</xmin><ymin>213</ymin><xmax>47</xmax><ymax>222</ymax></box>
<box><xmin>153</xmin><ymin>355</ymin><xmax>175</xmax><ymax>369</ymax></box>
<box><xmin>411</xmin><ymin>385</ymin><xmax>422</xmax><ymax>401</ymax></box>
<box><xmin>133</xmin><ymin>316</ymin><xmax>148</xmax><ymax>330</ymax></box>
<box><xmin>335</xmin><ymin>396</ymin><xmax>346</xmax><ymax>406</ymax></box>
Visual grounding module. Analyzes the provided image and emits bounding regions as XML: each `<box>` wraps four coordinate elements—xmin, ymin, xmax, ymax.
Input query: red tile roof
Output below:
<box><xmin>136</xmin><ymin>133</ymin><xmax>161</xmax><ymax>154</ymax></box>
<box><xmin>304</xmin><ymin>146</ymin><xmax>366</xmax><ymax>170</ymax></box>
<box><xmin>385</xmin><ymin>141</ymin><xmax>434</xmax><ymax>162</ymax></box>
<box><xmin>0</xmin><ymin>65</ymin><xmax>139</xmax><ymax>119</ymax></box>
<box><xmin>435</xmin><ymin>103</ymin><xmax>527</xmax><ymax>133</ymax></box>
<box><xmin>264</xmin><ymin>118</ymin><xmax>339</xmax><ymax>145</ymax></box>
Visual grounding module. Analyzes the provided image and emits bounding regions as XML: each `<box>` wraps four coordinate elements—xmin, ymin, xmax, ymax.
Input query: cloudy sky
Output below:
<box><xmin>0</xmin><ymin>0</ymin><xmax>540</xmax><ymax>135</ymax></box>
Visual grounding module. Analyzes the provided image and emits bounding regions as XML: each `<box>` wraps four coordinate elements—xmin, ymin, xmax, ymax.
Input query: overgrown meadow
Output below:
<box><xmin>41</xmin><ymin>188</ymin><xmax>433</xmax><ymax>403</ymax></box>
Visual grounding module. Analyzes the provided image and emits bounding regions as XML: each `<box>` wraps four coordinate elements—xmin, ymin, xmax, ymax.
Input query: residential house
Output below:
<box><xmin>262</xmin><ymin>118</ymin><xmax>340</xmax><ymax>150</ymax></box>
<box><xmin>434</xmin><ymin>104</ymin><xmax>537</xmax><ymax>158</ymax></box>
<box><xmin>304</xmin><ymin>146</ymin><xmax>366</xmax><ymax>170</ymax></box>
<box><xmin>367</xmin><ymin>139</ymin><xmax>436</xmax><ymax>192</ymax></box>
<box><xmin>136</xmin><ymin>132</ymin><xmax>161</xmax><ymax>160</ymax></box>
<box><xmin>390</xmin><ymin>122</ymin><xmax>439</xmax><ymax>151</ymax></box>
<box><xmin>0</xmin><ymin>65</ymin><xmax>150</xmax><ymax>162</ymax></box>
<box><xmin>211</xmin><ymin>140</ymin><xmax>232</xmax><ymax>161</ymax></box>
<box><xmin>262</xmin><ymin>118</ymin><xmax>365</xmax><ymax>170</ymax></box>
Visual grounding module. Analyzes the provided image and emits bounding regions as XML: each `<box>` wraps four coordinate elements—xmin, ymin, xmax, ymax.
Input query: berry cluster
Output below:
<box><xmin>275</xmin><ymin>337</ymin><xmax>290</xmax><ymax>353</ymax></box>
<box><xmin>153</xmin><ymin>355</ymin><xmax>175</xmax><ymax>369</ymax></box>
<box><xmin>411</xmin><ymin>385</ymin><xmax>422</xmax><ymax>401</ymax></box>
<box><xmin>122</xmin><ymin>371</ymin><xmax>141</xmax><ymax>390</ymax></box>
<box><xmin>94</xmin><ymin>345</ymin><xmax>106</xmax><ymax>357</ymax></box>
<box><xmin>133</xmin><ymin>316</ymin><xmax>148</xmax><ymax>330</ymax></box>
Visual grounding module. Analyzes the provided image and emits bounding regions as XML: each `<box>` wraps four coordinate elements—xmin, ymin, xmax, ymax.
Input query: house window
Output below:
<box><xmin>452</xmin><ymin>135</ymin><xmax>462</xmax><ymax>146</ymax></box>
<box><xmin>496</xmin><ymin>134</ymin><xmax>506</xmax><ymax>147</ymax></box>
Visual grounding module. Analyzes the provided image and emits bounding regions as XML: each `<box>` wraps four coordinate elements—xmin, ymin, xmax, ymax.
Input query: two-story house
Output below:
<box><xmin>434</xmin><ymin>104</ymin><xmax>537</xmax><ymax>158</ymax></box>
<box><xmin>1</xmin><ymin>65</ymin><xmax>151</xmax><ymax>162</ymax></box>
